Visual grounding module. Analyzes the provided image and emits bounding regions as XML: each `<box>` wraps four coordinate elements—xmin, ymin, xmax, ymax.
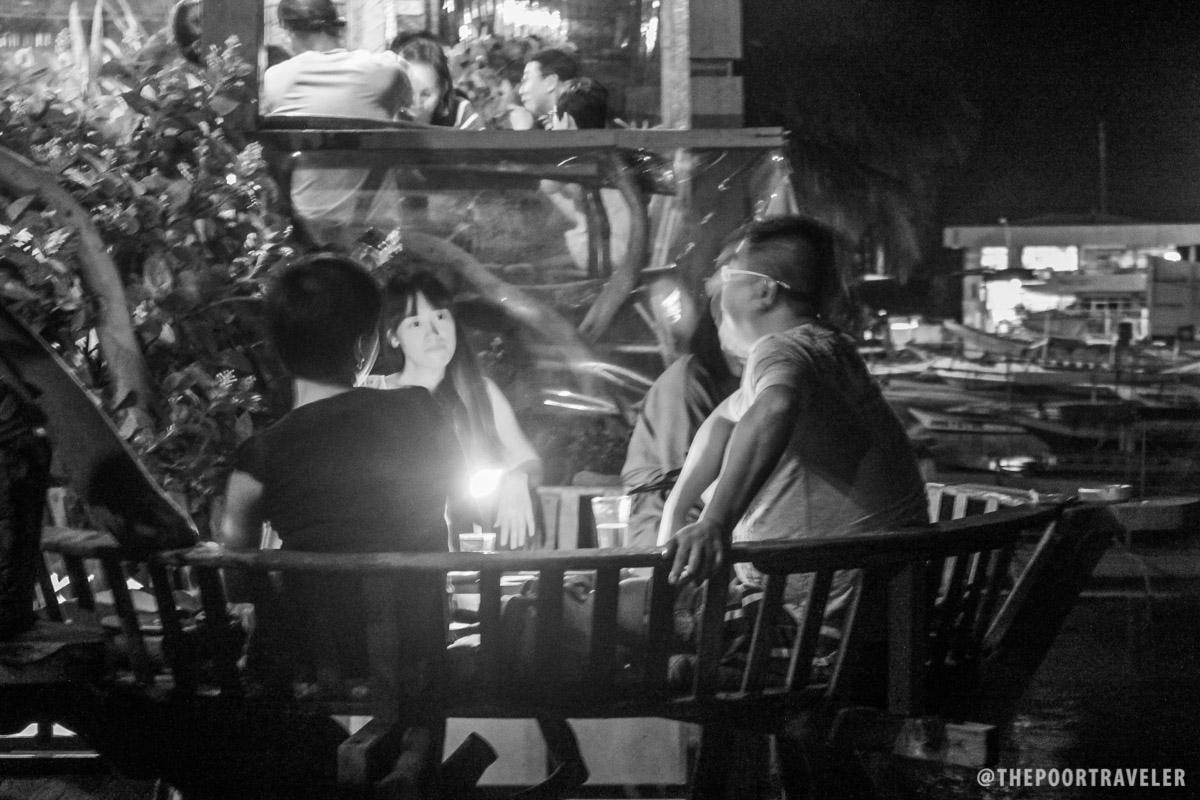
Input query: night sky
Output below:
<box><xmin>744</xmin><ymin>0</ymin><xmax>1200</xmax><ymax>226</ymax></box>
<box><xmin>948</xmin><ymin>0</ymin><xmax>1200</xmax><ymax>224</ymax></box>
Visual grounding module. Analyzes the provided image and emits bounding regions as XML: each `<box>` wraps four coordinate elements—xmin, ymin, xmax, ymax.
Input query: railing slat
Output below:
<box><xmin>785</xmin><ymin>570</ymin><xmax>832</xmax><ymax>691</ymax></box>
<box><xmin>147</xmin><ymin>561</ymin><xmax>194</xmax><ymax>693</ymax></box>
<box><xmin>98</xmin><ymin>554</ymin><xmax>153</xmax><ymax>685</ymax></box>
<box><xmin>692</xmin><ymin>562</ymin><xmax>732</xmax><ymax>697</ymax></box>
<box><xmin>589</xmin><ymin>566</ymin><xmax>621</xmax><ymax>685</ymax></box>
<box><xmin>952</xmin><ymin>550</ymin><xmax>991</xmax><ymax>665</ymax></box>
<box><xmin>194</xmin><ymin>565</ymin><xmax>240</xmax><ymax>693</ymax></box>
<box><xmin>36</xmin><ymin>555</ymin><xmax>62</xmax><ymax>622</ymax></box>
<box><xmin>64</xmin><ymin>556</ymin><xmax>93</xmax><ymax>611</ymax></box>
<box><xmin>972</xmin><ymin>545</ymin><xmax>1014</xmax><ymax>645</ymax></box>
<box><xmin>478</xmin><ymin>568</ymin><xmax>502</xmax><ymax>698</ymax></box>
<box><xmin>952</xmin><ymin>493</ymin><xmax>970</xmax><ymax>521</ymax></box>
<box><xmin>926</xmin><ymin>484</ymin><xmax>946</xmax><ymax>523</ymax></box>
<box><xmin>740</xmin><ymin>574</ymin><xmax>785</xmax><ymax>693</ymax></box>
<box><xmin>929</xmin><ymin>556</ymin><xmax>969</xmax><ymax>669</ymax></box>
<box><xmin>644</xmin><ymin>565</ymin><xmax>674</xmax><ymax>690</ymax></box>
<box><xmin>534</xmin><ymin>567</ymin><xmax>565</xmax><ymax>686</ymax></box>
<box><xmin>887</xmin><ymin>561</ymin><xmax>927</xmax><ymax>715</ymax></box>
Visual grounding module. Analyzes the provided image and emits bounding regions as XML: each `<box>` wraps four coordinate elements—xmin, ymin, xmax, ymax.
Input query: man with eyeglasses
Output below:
<box><xmin>659</xmin><ymin>217</ymin><xmax>927</xmax><ymax>608</ymax></box>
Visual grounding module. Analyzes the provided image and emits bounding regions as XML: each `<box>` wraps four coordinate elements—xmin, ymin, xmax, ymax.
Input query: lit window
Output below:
<box><xmin>1022</xmin><ymin>246</ymin><xmax>1078</xmax><ymax>272</ymax></box>
<box><xmin>980</xmin><ymin>247</ymin><xmax>1007</xmax><ymax>271</ymax></box>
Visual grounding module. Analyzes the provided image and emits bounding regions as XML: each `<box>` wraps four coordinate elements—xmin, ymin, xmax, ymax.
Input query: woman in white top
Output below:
<box><xmin>371</xmin><ymin>270</ymin><xmax>541</xmax><ymax>548</ymax></box>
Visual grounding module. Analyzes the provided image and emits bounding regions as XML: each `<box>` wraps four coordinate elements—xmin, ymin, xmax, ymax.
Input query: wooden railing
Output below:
<box><xmin>14</xmin><ymin>486</ymin><xmax>1114</xmax><ymax>799</ymax></box>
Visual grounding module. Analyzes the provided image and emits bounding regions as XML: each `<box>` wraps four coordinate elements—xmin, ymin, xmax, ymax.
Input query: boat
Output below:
<box><xmin>922</xmin><ymin>352</ymin><xmax>1189</xmax><ymax>392</ymax></box>
<box><xmin>942</xmin><ymin>319</ymin><xmax>1041</xmax><ymax>358</ymax></box>
<box><xmin>907</xmin><ymin>406</ymin><xmax>1028</xmax><ymax>435</ymax></box>
<box><xmin>925</xmin><ymin>355</ymin><xmax>1099</xmax><ymax>388</ymax></box>
<box><xmin>860</xmin><ymin>346</ymin><xmax>937</xmax><ymax>377</ymax></box>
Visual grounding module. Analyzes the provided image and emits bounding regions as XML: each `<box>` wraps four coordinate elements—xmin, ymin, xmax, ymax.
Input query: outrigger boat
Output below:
<box><xmin>918</xmin><ymin>351</ymin><xmax>1195</xmax><ymax>392</ymax></box>
<box><xmin>906</xmin><ymin>406</ymin><xmax>1028</xmax><ymax>435</ymax></box>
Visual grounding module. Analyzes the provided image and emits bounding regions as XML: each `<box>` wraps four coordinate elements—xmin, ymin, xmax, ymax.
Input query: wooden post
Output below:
<box><xmin>887</xmin><ymin>563</ymin><xmax>927</xmax><ymax>715</ymax></box>
<box><xmin>659</xmin><ymin>0</ymin><xmax>690</xmax><ymax>128</ymax></box>
<box><xmin>688</xmin><ymin>0</ymin><xmax>742</xmax><ymax>127</ymax></box>
<box><xmin>201</xmin><ymin>0</ymin><xmax>262</xmax><ymax>121</ymax></box>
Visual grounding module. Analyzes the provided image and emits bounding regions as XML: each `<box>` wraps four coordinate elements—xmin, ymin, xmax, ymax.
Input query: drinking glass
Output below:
<box><xmin>591</xmin><ymin>495</ymin><xmax>632</xmax><ymax>548</ymax></box>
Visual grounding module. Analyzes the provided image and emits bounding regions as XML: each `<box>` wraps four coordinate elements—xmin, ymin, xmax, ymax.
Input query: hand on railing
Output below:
<box><xmin>496</xmin><ymin>471</ymin><xmax>535</xmax><ymax>550</ymax></box>
<box><xmin>665</xmin><ymin>517</ymin><xmax>726</xmax><ymax>585</ymax></box>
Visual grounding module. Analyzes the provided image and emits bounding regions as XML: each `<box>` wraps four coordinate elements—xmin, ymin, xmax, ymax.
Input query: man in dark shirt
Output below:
<box><xmin>221</xmin><ymin>253</ymin><xmax>466</xmax><ymax>688</ymax></box>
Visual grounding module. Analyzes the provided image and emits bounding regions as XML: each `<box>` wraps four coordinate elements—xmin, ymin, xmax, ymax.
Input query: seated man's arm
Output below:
<box><xmin>220</xmin><ymin>470</ymin><xmax>265</xmax><ymax>550</ymax></box>
<box><xmin>667</xmin><ymin>384</ymin><xmax>799</xmax><ymax>584</ymax></box>
<box><xmin>219</xmin><ymin>470</ymin><xmax>266</xmax><ymax>602</ymax></box>
<box><xmin>656</xmin><ymin>396</ymin><xmax>736</xmax><ymax>546</ymax></box>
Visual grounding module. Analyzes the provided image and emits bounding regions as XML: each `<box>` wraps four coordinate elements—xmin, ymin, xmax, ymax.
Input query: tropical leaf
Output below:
<box><xmin>0</xmin><ymin>31</ymin><xmax>291</xmax><ymax>532</ymax></box>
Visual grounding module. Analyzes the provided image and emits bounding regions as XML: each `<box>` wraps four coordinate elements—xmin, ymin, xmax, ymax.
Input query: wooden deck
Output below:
<box><xmin>0</xmin><ymin>776</ymin><xmax>157</xmax><ymax>800</ymax></box>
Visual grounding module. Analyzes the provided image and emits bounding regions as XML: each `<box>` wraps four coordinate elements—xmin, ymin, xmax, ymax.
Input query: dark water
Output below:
<box><xmin>888</xmin><ymin>590</ymin><xmax>1200</xmax><ymax>799</ymax></box>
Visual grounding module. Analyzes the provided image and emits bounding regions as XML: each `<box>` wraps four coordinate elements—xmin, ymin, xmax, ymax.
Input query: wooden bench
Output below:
<box><xmin>26</xmin><ymin>486</ymin><xmax>1114</xmax><ymax>799</ymax></box>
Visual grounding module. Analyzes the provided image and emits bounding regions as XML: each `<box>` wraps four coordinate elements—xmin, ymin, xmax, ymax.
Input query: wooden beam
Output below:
<box><xmin>659</xmin><ymin>0</ymin><xmax>689</xmax><ymax>128</ymax></box>
<box><xmin>254</xmin><ymin>125</ymin><xmax>788</xmax><ymax>153</ymax></box>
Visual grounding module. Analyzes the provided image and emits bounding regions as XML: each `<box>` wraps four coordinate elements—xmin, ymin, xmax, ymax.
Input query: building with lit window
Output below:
<box><xmin>944</xmin><ymin>213</ymin><xmax>1200</xmax><ymax>343</ymax></box>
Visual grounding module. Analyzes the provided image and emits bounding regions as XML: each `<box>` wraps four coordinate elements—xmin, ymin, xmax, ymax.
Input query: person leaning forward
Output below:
<box><xmin>263</xmin><ymin>0</ymin><xmax>412</xmax><ymax>247</ymax></box>
<box><xmin>656</xmin><ymin>216</ymin><xmax>928</xmax><ymax>682</ymax></box>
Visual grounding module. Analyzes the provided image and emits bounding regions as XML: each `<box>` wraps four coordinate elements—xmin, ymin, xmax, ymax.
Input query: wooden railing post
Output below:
<box><xmin>887</xmin><ymin>561</ymin><xmax>928</xmax><ymax>716</ymax></box>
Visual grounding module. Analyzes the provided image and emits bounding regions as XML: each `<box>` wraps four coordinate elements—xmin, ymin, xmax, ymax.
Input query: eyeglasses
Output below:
<box><xmin>705</xmin><ymin>265</ymin><xmax>792</xmax><ymax>298</ymax></box>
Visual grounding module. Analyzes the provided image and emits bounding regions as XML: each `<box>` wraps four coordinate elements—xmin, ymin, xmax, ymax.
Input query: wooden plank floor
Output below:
<box><xmin>0</xmin><ymin>776</ymin><xmax>157</xmax><ymax>800</ymax></box>
<box><xmin>0</xmin><ymin>776</ymin><xmax>687</xmax><ymax>799</ymax></box>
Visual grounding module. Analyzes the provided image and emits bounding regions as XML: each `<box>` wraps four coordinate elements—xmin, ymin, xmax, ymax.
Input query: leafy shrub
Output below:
<box><xmin>0</xmin><ymin>36</ymin><xmax>294</xmax><ymax>531</ymax></box>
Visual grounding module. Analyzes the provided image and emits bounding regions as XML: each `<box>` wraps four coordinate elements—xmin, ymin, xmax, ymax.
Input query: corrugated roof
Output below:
<box><xmin>1023</xmin><ymin>272</ymin><xmax>1147</xmax><ymax>296</ymax></box>
<box><xmin>944</xmin><ymin>222</ymin><xmax>1200</xmax><ymax>249</ymax></box>
<box><xmin>1012</xmin><ymin>212</ymin><xmax>1149</xmax><ymax>227</ymax></box>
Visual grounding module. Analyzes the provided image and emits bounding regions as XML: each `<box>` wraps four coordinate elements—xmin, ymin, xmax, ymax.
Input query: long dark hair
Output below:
<box><xmin>381</xmin><ymin>271</ymin><xmax>503</xmax><ymax>464</ymax></box>
<box><xmin>690</xmin><ymin>305</ymin><xmax>738</xmax><ymax>394</ymax></box>
<box><xmin>393</xmin><ymin>38</ymin><xmax>456</xmax><ymax>125</ymax></box>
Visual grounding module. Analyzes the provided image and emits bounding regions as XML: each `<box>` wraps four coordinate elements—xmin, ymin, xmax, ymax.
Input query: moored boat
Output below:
<box><xmin>907</xmin><ymin>406</ymin><xmax>1028</xmax><ymax>435</ymax></box>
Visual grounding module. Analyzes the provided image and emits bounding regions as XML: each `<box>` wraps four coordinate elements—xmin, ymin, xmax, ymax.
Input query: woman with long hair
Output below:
<box><xmin>371</xmin><ymin>270</ymin><xmax>540</xmax><ymax>548</ymax></box>
<box><xmin>391</xmin><ymin>35</ymin><xmax>483</xmax><ymax>129</ymax></box>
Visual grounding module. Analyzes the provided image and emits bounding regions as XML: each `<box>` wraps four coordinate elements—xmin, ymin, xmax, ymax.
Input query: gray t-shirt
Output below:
<box><xmin>727</xmin><ymin>322</ymin><xmax>926</xmax><ymax>548</ymax></box>
<box><xmin>263</xmin><ymin>49</ymin><xmax>409</xmax><ymax>244</ymax></box>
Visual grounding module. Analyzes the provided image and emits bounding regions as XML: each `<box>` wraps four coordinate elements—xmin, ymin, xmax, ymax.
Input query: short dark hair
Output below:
<box><xmin>528</xmin><ymin>48</ymin><xmax>579</xmax><ymax>82</ymax></box>
<box><xmin>724</xmin><ymin>216</ymin><xmax>844</xmax><ymax>318</ymax></box>
<box><xmin>555</xmin><ymin>77</ymin><xmax>607</xmax><ymax>129</ymax></box>
<box><xmin>277</xmin><ymin>0</ymin><xmax>346</xmax><ymax>34</ymax></box>
<box><xmin>266</xmin><ymin>253</ymin><xmax>381</xmax><ymax>384</ymax></box>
